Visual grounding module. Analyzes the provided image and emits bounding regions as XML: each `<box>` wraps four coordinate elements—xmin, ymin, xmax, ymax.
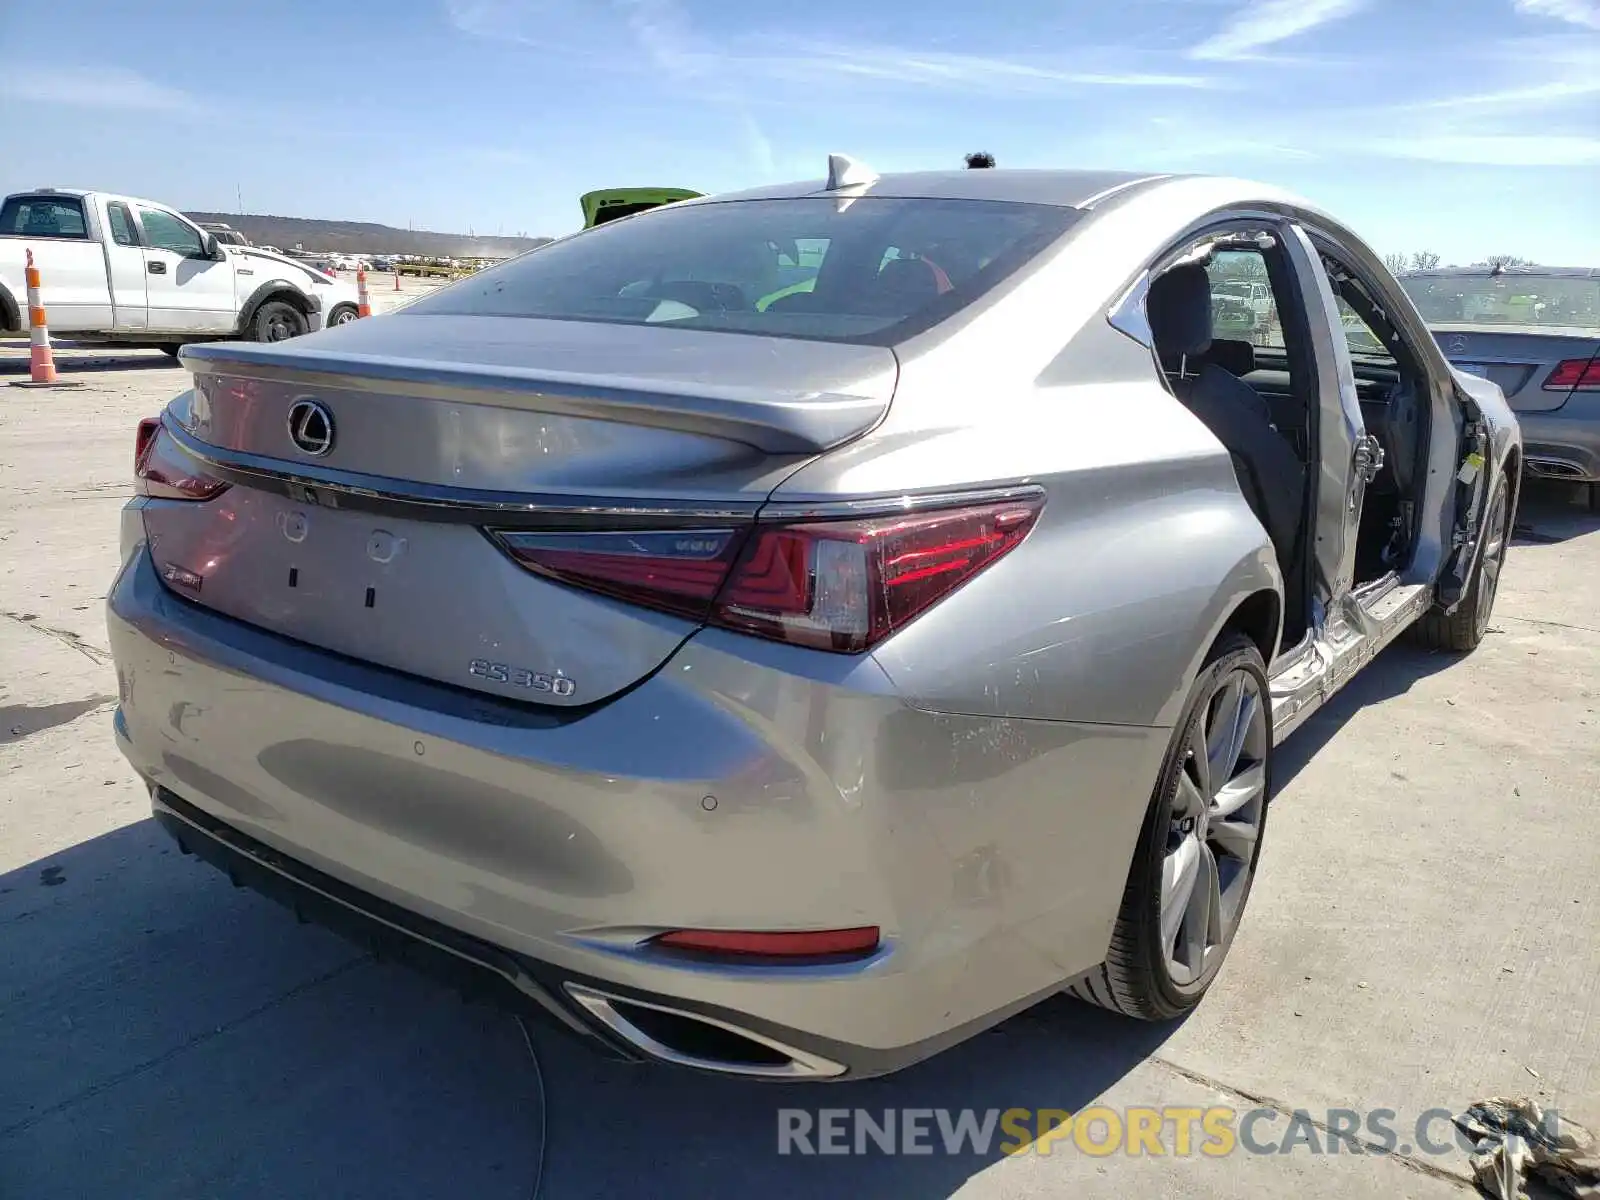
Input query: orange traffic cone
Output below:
<box><xmin>356</xmin><ymin>268</ymin><xmax>372</xmax><ymax>318</ymax></box>
<box><xmin>10</xmin><ymin>249</ymin><xmax>83</xmax><ymax>389</ymax></box>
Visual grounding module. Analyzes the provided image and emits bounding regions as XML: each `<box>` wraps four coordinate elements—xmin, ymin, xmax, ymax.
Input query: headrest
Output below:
<box><xmin>871</xmin><ymin>257</ymin><xmax>943</xmax><ymax>311</ymax></box>
<box><xmin>1209</xmin><ymin>338</ymin><xmax>1257</xmax><ymax>378</ymax></box>
<box><xmin>1147</xmin><ymin>263</ymin><xmax>1213</xmax><ymax>359</ymax></box>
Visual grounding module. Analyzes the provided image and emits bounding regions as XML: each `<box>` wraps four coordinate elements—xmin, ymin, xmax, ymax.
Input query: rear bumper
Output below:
<box><xmin>1517</xmin><ymin>395</ymin><xmax>1600</xmax><ymax>482</ymax></box>
<box><xmin>108</xmin><ymin>537</ymin><xmax>1165</xmax><ymax>1078</ymax></box>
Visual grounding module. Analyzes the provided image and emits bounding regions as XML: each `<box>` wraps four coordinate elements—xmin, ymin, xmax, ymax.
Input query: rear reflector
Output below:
<box><xmin>134</xmin><ymin>418</ymin><xmax>228</xmax><ymax>501</ymax></box>
<box><xmin>653</xmin><ymin>926</ymin><xmax>880</xmax><ymax>959</ymax></box>
<box><xmin>1543</xmin><ymin>357</ymin><xmax>1600</xmax><ymax>391</ymax></box>
<box><xmin>491</xmin><ymin>493</ymin><xmax>1043</xmax><ymax>653</ymax></box>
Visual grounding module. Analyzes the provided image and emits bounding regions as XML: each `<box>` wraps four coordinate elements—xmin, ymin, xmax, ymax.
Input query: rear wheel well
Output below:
<box><xmin>1503</xmin><ymin>447</ymin><xmax>1522</xmax><ymax>524</ymax></box>
<box><xmin>1223</xmin><ymin>589</ymin><xmax>1281</xmax><ymax>666</ymax></box>
<box><xmin>0</xmin><ymin>284</ymin><xmax>19</xmax><ymax>332</ymax></box>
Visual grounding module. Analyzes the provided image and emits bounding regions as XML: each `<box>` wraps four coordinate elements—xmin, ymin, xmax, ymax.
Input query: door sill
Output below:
<box><xmin>1268</xmin><ymin>579</ymin><xmax>1433</xmax><ymax>742</ymax></box>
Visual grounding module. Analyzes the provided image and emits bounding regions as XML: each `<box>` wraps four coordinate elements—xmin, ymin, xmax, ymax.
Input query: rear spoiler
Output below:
<box><xmin>178</xmin><ymin>339</ymin><xmax>890</xmax><ymax>456</ymax></box>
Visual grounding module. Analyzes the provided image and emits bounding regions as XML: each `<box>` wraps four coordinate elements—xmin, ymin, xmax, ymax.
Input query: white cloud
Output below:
<box><xmin>1191</xmin><ymin>0</ymin><xmax>1369</xmax><ymax>60</ymax></box>
<box><xmin>772</xmin><ymin>44</ymin><xmax>1216</xmax><ymax>90</ymax></box>
<box><xmin>1512</xmin><ymin>0</ymin><xmax>1600</xmax><ymax>29</ymax></box>
<box><xmin>739</xmin><ymin>114</ymin><xmax>777</xmax><ymax>177</ymax></box>
<box><xmin>0</xmin><ymin>66</ymin><xmax>196</xmax><ymax>112</ymax></box>
<box><xmin>1363</xmin><ymin>133</ymin><xmax>1600</xmax><ymax>166</ymax></box>
<box><xmin>445</xmin><ymin>0</ymin><xmax>1219</xmax><ymax>94</ymax></box>
<box><xmin>1410</xmin><ymin>78</ymin><xmax>1600</xmax><ymax>111</ymax></box>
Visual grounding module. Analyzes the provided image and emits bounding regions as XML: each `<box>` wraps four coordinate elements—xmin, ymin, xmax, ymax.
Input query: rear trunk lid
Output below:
<box><xmin>148</xmin><ymin>315</ymin><xmax>896</xmax><ymax>706</ymax></box>
<box><xmin>1429</xmin><ymin>324</ymin><xmax>1600</xmax><ymax>413</ymax></box>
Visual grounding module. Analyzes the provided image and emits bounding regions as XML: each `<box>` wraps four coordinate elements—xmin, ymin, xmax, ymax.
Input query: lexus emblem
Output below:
<box><xmin>287</xmin><ymin>399</ymin><xmax>335</xmax><ymax>457</ymax></box>
<box><xmin>1448</xmin><ymin>335</ymin><xmax>1468</xmax><ymax>355</ymax></box>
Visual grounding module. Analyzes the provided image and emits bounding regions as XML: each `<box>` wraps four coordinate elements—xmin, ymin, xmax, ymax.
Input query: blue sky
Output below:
<box><xmin>1</xmin><ymin>0</ymin><xmax>1596</xmax><ymax>263</ymax></box>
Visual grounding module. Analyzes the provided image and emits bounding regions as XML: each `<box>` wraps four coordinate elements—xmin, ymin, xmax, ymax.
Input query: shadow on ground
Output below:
<box><xmin>0</xmin><ymin>348</ymin><xmax>182</xmax><ymax>375</ymax></box>
<box><xmin>1512</xmin><ymin>478</ymin><xmax>1599</xmax><ymax>545</ymax></box>
<box><xmin>0</xmin><ymin>821</ymin><xmax>1173</xmax><ymax>1199</ymax></box>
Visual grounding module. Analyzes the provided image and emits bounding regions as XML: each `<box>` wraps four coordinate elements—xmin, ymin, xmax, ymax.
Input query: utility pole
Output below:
<box><xmin>236</xmin><ymin>183</ymin><xmax>244</xmax><ymax>214</ymax></box>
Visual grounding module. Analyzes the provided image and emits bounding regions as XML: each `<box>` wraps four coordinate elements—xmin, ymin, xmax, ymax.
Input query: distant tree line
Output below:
<box><xmin>1383</xmin><ymin>250</ymin><xmax>1537</xmax><ymax>273</ymax></box>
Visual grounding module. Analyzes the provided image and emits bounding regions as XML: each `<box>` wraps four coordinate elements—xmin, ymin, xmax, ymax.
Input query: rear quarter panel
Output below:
<box><xmin>780</xmin><ymin>371</ymin><xmax>1280</xmax><ymax>730</ymax></box>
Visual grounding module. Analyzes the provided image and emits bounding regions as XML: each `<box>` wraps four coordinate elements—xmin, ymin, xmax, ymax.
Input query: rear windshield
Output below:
<box><xmin>1401</xmin><ymin>273</ymin><xmax>1600</xmax><ymax>333</ymax></box>
<box><xmin>406</xmin><ymin>197</ymin><xmax>1080</xmax><ymax>344</ymax></box>
<box><xmin>0</xmin><ymin>196</ymin><xmax>89</xmax><ymax>240</ymax></box>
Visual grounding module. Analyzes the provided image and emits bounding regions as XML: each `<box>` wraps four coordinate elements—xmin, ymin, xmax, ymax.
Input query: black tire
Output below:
<box><xmin>253</xmin><ymin>299</ymin><xmax>308</xmax><ymax>343</ymax></box>
<box><xmin>327</xmin><ymin>304</ymin><xmax>359</xmax><ymax>328</ymax></box>
<box><xmin>158</xmin><ymin>344</ymin><xmax>183</xmax><ymax>358</ymax></box>
<box><xmin>1587</xmin><ymin>482</ymin><xmax>1600</xmax><ymax>514</ymax></box>
<box><xmin>1410</xmin><ymin>472</ymin><xmax>1512</xmax><ymax>652</ymax></box>
<box><xmin>1070</xmin><ymin>631</ymin><xmax>1272</xmax><ymax>1021</ymax></box>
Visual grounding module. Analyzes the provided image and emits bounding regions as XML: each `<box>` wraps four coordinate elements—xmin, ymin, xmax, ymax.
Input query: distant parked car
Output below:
<box><xmin>111</xmin><ymin>160</ymin><xmax>1522</xmax><ymax>1082</ymax></box>
<box><xmin>198</xmin><ymin>222</ymin><xmax>250</xmax><ymax>248</ymax></box>
<box><xmin>1402</xmin><ymin>267</ymin><xmax>1600</xmax><ymax>510</ymax></box>
<box><xmin>371</xmin><ymin>258</ymin><xmax>393</xmax><ymax>271</ymax></box>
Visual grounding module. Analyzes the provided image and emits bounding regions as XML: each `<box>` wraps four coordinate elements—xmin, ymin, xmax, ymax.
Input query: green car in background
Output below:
<box><xmin>578</xmin><ymin>187</ymin><xmax>824</xmax><ymax>310</ymax></box>
<box><xmin>580</xmin><ymin>188</ymin><xmax>703</xmax><ymax>229</ymax></box>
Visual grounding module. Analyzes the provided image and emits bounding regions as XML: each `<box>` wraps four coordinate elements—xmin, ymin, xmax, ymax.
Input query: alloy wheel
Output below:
<box><xmin>1473</xmin><ymin>483</ymin><xmax>1510</xmax><ymax>639</ymax></box>
<box><xmin>1160</xmin><ymin>667</ymin><xmax>1269</xmax><ymax>987</ymax></box>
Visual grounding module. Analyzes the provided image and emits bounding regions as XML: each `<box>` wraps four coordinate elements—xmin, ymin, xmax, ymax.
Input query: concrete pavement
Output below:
<box><xmin>2</xmin><ymin>346</ymin><xmax>1596</xmax><ymax>1198</ymax></box>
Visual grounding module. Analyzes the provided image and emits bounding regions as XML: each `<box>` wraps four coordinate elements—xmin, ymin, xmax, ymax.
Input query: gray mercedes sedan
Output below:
<box><xmin>108</xmin><ymin>158</ymin><xmax>1521</xmax><ymax>1080</ymax></box>
<box><xmin>1400</xmin><ymin>266</ymin><xmax>1599</xmax><ymax>511</ymax></box>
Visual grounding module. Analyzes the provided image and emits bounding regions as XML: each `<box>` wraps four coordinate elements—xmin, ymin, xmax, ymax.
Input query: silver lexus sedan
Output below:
<box><xmin>109</xmin><ymin>159</ymin><xmax>1521</xmax><ymax>1080</ymax></box>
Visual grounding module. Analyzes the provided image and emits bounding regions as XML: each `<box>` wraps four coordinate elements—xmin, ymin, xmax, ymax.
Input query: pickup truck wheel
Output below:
<box><xmin>1410</xmin><ymin>472</ymin><xmax>1512</xmax><ymax>652</ymax></box>
<box><xmin>1069</xmin><ymin>631</ymin><xmax>1270</xmax><ymax>1020</ymax></box>
<box><xmin>254</xmin><ymin>299</ymin><xmax>307</xmax><ymax>342</ymax></box>
<box><xmin>1588</xmin><ymin>483</ymin><xmax>1600</xmax><ymax>514</ymax></box>
<box><xmin>327</xmin><ymin>304</ymin><xmax>359</xmax><ymax>327</ymax></box>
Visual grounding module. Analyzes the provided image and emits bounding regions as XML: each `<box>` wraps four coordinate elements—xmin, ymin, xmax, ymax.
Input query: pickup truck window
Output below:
<box><xmin>106</xmin><ymin>203</ymin><xmax>140</xmax><ymax>248</ymax></box>
<box><xmin>139</xmin><ymin>209</ymin><xmax>205</xmax><ymax>258</ymax></box>
<box><xmin>0</xmin><ymin>196</ymin><xmax>89</xmax><ymax>239</ymax></box>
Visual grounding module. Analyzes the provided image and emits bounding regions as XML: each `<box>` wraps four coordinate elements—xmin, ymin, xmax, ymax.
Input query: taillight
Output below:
<box><xmin>1543</xmin><ymin>357</ymin><xmax>1600</xmax><ymax>391</ymax></box>
<box><xmin>490</xmin><ymin>494</ymin><xmax>1043</xmax><ymax>653</ymax></box>
<box><xmin>134</xmin><ymin>418</ymin><xmax>228</xmax><ymax>501</ymax></box>
<box><xmin>714</xmin><ymin>498</ymin><xmax>1043</xmax><ymax>652</ymax></box>
<box><xmin>493</xmin><ymin>528</ymin><xmax>746</xmax><ymax>621</ymax></box>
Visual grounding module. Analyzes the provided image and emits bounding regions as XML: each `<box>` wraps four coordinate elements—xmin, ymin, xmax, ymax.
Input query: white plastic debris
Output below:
<box><xmin>1454</xmin><ymin>1097</ymin><xmax>1600</xmax><ymax>1199</ymax></box>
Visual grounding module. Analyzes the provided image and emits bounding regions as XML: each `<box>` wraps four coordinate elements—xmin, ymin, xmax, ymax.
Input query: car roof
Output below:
<box><xmin>678</xmin><ymin>168</ymin><xmax>1178</xmax><ymax>211</ymax></box>
<box><xmin>7</xmin><ymin>187</ymin><xmax>175</xmax><ymax>212</ymax></box>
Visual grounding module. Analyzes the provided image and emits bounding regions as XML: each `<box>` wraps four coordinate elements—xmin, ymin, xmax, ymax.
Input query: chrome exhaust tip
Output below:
<box><xmin>1524</xmin><ymin>457</ymin><xmax>1587</xmax><ymax>480</ymax></box>
<box><xmin>564</xmin><ymin>983</ymin><xmax>846</xmax><ymax>1079</ymax></box>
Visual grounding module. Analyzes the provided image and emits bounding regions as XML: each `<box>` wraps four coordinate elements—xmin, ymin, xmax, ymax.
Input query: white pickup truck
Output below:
<box><xmin>0</xmin><ymin>188</ymin><xmax>361</xmax><ymax>353</ymax></box>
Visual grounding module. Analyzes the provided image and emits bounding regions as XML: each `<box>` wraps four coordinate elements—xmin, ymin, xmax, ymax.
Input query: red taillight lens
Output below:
<box><xmin>134</xmin><ymin>418</ymin><xmax>228</xmax><ymax>501</ymax></box>
<box><xmin>715</xmin><ymin>497</ymin><xmax>1044</xmax><ymax>652</ymax></box>
<box><xmin>493</xmin><ymin>527</ymin><xmax>747</xmax><ymax>621</ymax></box>
<box><xmin>492</xmin><ymin>496</ymin><xmax>1043</xmax><ymax>653</ymax></box>
<box><xmin>1543</xmin><ymin>357</ymin><xmax>1600</xmax><ymax>391</ymax></box>
<box><xmin>653</xmin><ymin>926</ymin><xmax>880</xmax><ymax>960</ymax></box>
